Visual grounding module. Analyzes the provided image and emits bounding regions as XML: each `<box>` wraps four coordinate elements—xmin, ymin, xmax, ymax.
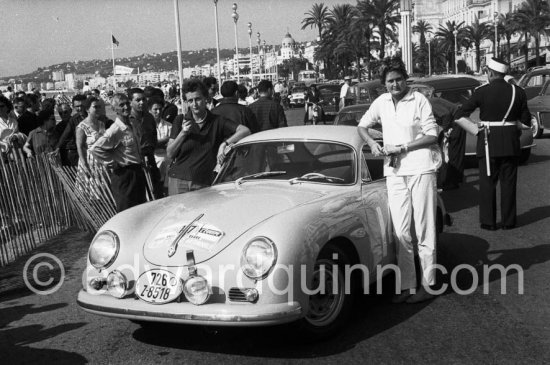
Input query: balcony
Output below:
<box><xmin>467</xmin><ymin>0</ymin><xmax>492</xmax><ymax>6</ymax></box>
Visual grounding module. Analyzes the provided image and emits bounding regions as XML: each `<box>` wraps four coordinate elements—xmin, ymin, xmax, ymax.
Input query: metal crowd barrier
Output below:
<box><xmin>0</xmin><ymin>148</ymin><xmax>76</xmax><ymax>267</ymax></box>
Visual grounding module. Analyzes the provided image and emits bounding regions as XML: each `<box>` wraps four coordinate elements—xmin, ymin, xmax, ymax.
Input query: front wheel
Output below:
<box><xmin>531</xmin><ymin>113</ymin><xmax>543</xmax><ymax>139</ymax></box>
<box><xmin>295</xmin><ymin>243</ymin><xmax>354</xmax><ymax>340</ymax></box>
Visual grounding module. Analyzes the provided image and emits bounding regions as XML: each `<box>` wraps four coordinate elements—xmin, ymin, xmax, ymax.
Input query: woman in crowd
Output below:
<box><xmin>149</xmin><ymin>96</ymin><xmax>172</xmax><ymax>196</ymax></box>
<box><xmin>0</xmin><ymin>95</ymin><xmax>26</xmax><ymax>153</ymax></box>
<box><xmin>76</xmin><ymin>97</ymin><xmax>105</xmax><ymax>180</ymax></box>
<box><xmin>23</xmin><ymin>110</ymin><xmax>58</xmax><ymax>157</ymax></box>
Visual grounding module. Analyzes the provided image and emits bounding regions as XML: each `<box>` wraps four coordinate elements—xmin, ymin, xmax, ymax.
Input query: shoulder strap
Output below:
<box><xmin>502</xmin><ymin>84</ymin><xmax>516</xmax><ymax>125</ymax></box>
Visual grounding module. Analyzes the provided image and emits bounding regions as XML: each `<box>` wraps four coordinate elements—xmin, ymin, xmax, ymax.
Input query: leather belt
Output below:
<box><xmin>480</xmin><ymin>121</ymin><xmax>518</xmax><ymax>127</ymax></box>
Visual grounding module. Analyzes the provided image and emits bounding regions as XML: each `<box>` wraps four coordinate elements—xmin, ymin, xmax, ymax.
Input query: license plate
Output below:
<box><xmin>135</xmin><ymin>269</ymin><xmax>183</xmax><ymax>304</ymax></box>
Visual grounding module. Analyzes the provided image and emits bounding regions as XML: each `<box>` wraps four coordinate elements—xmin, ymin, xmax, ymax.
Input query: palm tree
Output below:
<box><xmin>435</xmin><ymin>21</ymin><xmax>464</xmax><ymax>73</ymax></box>
<box><xmin>370</xmin><ymin>0</ymin><xmax>401</xmax><ymax>60</ymax></box>
<box><xmin>302</xmin><ymin>3</ymin><xmax>331</xmax><ymax>77</ymax></box>
<box><xmin>355</xmin><ymin>0</ymin><xmax>378</xmax><ymax>79</ymax></box>
<box><xmin>462</xmin><ymin>16</ymin><xmax>490</xmax><ymax>72</ymax></box>
<box><xmin>326</xmin><ymin>4</ymin><xmax>356</xmax><ymax>77</ymax></box>
<box><xmin>513</xmin><ymin>0</ymin><xmax>550</xmax><ymax>69</ymax></box>
<box><xmin>301</xmin><ymin>3</ymin><xmax>331</xmax><ymax>42</ymax></box>
<box><xmin>498</xmin><ymin>13</ymin><xmax>519</xmax><ymax>63</ymax></box>
<box><xmin>413</xmin><ymin>20</ymin><xmax>433</xmax><ymax>74</ymax></box>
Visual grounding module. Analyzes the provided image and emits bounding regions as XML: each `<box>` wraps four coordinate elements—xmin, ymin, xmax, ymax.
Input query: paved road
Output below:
<box><xmin>1</xmin><ymin>112</ymin><xmax>549</xmax><ymax>364</ymax></box>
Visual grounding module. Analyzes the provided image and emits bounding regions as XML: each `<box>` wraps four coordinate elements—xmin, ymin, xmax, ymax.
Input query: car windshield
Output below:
<box><xmin>292</xmin><ymin>87</ymin><xmax>306</xmax><ymax>93</ymax></box>
<box><xmin>216</xmin><ymin>141</ymin><xmax>355</xmax><ymax>185</ymax></box>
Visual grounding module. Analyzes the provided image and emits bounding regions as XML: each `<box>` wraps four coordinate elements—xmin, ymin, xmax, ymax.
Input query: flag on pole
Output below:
<box><xmin>112</xmin><ymin>35</ymin><xmax>120</xmax><ymax>47</ymax></box>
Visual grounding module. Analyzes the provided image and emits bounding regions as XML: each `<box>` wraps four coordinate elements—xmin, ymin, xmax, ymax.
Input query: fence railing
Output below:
<box><xmin>1</xmin><ymin>145</ymin><xmax>155</xmax><ymax>267</ymax></box>
<box><xmin>0</xmin><ymin>148</ymin><xmax>78</xmax><ymax>266</ymax></box>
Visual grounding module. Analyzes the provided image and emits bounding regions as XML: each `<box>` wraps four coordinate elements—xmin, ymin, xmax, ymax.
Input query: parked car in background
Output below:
<box><xmin>517</xmin><ymin>65</ymin><xmax>550</xmax><ymax>100</ymax></box>
<box><xmin>288</xmin><ymin>85</ymin><xmax>307</xmax><ymax>108</ymax></box>
<box><xmin>314</xmin><ymin>83</ymin><xmax>342</xmax><ymax>121</ymax></box>
<box><xmin>334</xmin><ymin>76</ymin><xmax>535</xmax><ymax>164</ymax></box>
<box><xmin>527</xmin><ymin>78</ymin><xmax>550</xmax><ymax>138</ymax></box>
<box><xmin>77</xmin><ymin>126</ymin><xmax>450</xmax><ymax>339</ymax></box>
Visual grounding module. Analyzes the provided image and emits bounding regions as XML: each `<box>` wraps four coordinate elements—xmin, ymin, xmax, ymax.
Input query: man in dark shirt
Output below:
<box><xmin>248</xmin><ymin>80</ymin><xmax>288</xmax><ymax>131</ymax></box>
<box><xmin>55</xmin><ymin>94</ymin><xmax>87</xmax><ymax>166</ymax></box>
<box><xmin>12</xmin><ymin>96</ymin><xmax>38</xmax><ymax>136</ymax></box>
<box><xmin>212</xmin><ymin>81</ymin><xmax>259</xmax><ymax>133</ymax></box>
<box><xmin>128</xmin><ymin>88</ymin><xmax>162</xmax><ymax>199</ymax></box>
<box><xmin>455</xmin><ymin>57</ymin><xmax>530</xmax><ymax>230</ymax></box>
<box><xmin>166</xmin><ymin>79</ymin><xmax>250</xmax><ymax>195</ymax></box>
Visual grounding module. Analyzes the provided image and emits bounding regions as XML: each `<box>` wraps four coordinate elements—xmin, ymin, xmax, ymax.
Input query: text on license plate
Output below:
<box><xmin>135</xmin><ymin>269</ymin><xmax>183</xmax><ymax>304</ymax></box>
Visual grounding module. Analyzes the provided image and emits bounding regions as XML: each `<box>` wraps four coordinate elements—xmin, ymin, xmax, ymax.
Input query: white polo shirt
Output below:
<box><xmin>359</xmin><ymin>89</ymin><xmax>438</xmax><ymax>176</ymax></box>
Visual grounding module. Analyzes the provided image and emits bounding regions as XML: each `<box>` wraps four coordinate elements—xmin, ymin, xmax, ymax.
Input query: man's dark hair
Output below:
<box><xmin>13</xmin><ymin>96</ymin><xmax>25</xmax><ymax>107</ymax></box>
<box><xmin>379</xmin><ymin>56</ymin><xmax>409</xmax><ymax>84</ymax></box>
<box><xmin>0</xmin><ymin>95</ymin><xmax>13</xmax><ymax>112</ymax></box>
<box><xmin>41</xmin><ymin>98</ymin><xmax>57</xmax><ymax>112</ymax></box>
<box><xmin>92</xmin><ymin>89</ymin><xmax>100</xmax><ymax>95</ymax></box>
<box><xmin>182</xmin><ymin>79</ymin><xmax>208</xmax><ymax>98</ymax></box>
<box><xmin>7</xmin><ymin>86</ymin><xmax>12</xmax><ymax>91</ymax></box>
<box><xmin>203</xmin><ymin>77</ymin><xmax>218</xmax><ymax>89</ymax></box>
<box><xmin>257</xmin><ymin>80</ymin><xmax>273</xmax><ymax>93</ymax></box>
<box><xmin>147</xmin><ymin>96</ymin><xmax>165</xmax><ymax>110</ymax></box>
<box><xmin>72</xmin><ymin>94</ymin><xmax>87</xmax><ymax>103</ymax></box>
<box><xmin>127</xmin><ymin>87</ymin><xmax>144</xmax><ymax>100</ymax></box>
<box><xmin>25</xmin><ymin>93</ymin><xmax>39</xmax><ymax>107</ymax></box>
<box><xmin>238</xmin><ymin>84</ymin><xmax>248</xmax><ymax>100</ymax></box>
<box><xmin>220</xmin><ymin>81</ymin><xmax>238</xmax><ymax>97</ymax></box>
<box><xmin>37</xmin><ymin>109</ymin><xmax>54</xmax><ymax>125</ymax></box>
<box><xmin>144</xmin><ymin>85</ymin><xmax>165</xmax><ymax>99</ymax></box>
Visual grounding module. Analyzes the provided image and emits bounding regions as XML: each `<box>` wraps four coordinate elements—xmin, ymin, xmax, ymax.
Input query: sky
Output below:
<box><xmin>0</xmin><ymin>0</ymin><xmax>355</xmax><ymax>78</ymax></box>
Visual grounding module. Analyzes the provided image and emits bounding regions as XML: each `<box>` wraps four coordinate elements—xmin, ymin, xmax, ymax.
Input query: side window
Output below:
<box><xmin>361</xmin><ymin>145</ymin><xmax>385</xmax><ymax>182</ymax></box>
<box><xmin>544</xmin><ymin>81</ymin><xmax>550</xmax><ymax>96</ymax></box>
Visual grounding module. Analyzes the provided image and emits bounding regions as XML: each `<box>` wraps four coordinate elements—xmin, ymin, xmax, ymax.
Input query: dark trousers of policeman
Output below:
<box><xmin>478</xmin><ymin>156</ymin><xmax>518</xmax><ymax>227</ymax></box>
<box><xmin>111</xmin><ymin>164</ymin><xmax>147</xmax><ymax>212</ymax></box>
<box><xmin>144</xmin><ymin>152</ymin><xmax>163</xmax><ymax>199</ymax></box>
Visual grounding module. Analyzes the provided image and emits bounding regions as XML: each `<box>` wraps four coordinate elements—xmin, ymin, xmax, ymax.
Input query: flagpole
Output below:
<box><xmin>173</xmin><ymin>0</ymin><xmax>184</xmax><ymax>110</ymax></box>
<box><xmin>111</xmin><ymin>31</ymin><xmax>116</xmax><ymax>90</ymax></box>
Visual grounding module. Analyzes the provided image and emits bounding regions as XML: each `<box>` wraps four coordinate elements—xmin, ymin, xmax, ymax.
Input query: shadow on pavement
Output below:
<box><xmin>130</xmin><ymin>274</ymin><xmax>429</xmax><ymax>357</ymax></box>
<box><xmin>0</xmin><ymin>303</ymin><xmax>87</xmax><ymax>364</ymax></box>
<box><xmin>438</xmin><ymin>233</ymin><xmax>550</xmax><ymax>293</ymax></box>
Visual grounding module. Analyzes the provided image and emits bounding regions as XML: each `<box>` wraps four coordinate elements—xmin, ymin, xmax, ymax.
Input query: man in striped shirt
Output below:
<box><xmin>166</xmin><ymin>80</ymin><xmax>250</xmax><ymax>195</ymax></box>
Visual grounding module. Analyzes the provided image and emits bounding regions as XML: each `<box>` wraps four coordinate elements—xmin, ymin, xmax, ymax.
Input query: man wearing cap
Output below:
<box><xmin>455</xmin><ymin>57</ymin><xmax>530</xmax><ymax>231</ymax></box>
<box><xmin>339</xmin><ymin>76</ymin><xmax>353</xmax><ymax>110</ymax></box>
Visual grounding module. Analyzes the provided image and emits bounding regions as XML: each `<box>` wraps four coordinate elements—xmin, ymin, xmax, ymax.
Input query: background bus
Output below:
<box><xmin>298</xmin><ymin>70</ymin><xmax>318</xmax><ymax>86</ymax></box>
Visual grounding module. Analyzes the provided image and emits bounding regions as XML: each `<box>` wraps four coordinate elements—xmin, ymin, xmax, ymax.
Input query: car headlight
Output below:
<box><xmin>107</xmin><ymin>270</ymin><xmax>128</xmax><ymax>298</ymax></box>
<box><xmin>240</xmin><ymin>237</ymin><xmax>277</xmax><ymax>279</ymax></box>
<box><xmin>183</xmin><ymin>276</ymin><xmax>210</xmax><ymax>305</ymax></box>
<box><xmin>89</xmin><ymin>230</ymin><xmax>120</xmax><ymax>269</ymax></box>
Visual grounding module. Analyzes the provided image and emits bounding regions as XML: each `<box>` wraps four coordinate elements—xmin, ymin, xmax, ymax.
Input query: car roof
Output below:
<box><xmin>238</xmin><ymin>125</ymin><xmax>363</xmax><ymax>147</ymax></box>
<box><xmin>410</xmin><ymin>76</ymin><xmax>480</xmax><ymax>90</ymax></box>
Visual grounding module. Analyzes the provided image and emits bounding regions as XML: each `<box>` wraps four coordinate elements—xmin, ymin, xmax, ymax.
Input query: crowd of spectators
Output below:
<box><xmin>1</xmin><ymin>77</ymin><xmax>286</xmax><ymax>212</ymax></box>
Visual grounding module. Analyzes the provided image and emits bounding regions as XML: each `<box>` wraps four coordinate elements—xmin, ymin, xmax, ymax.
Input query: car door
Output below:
<box><xmin>529</xmin><ymin>80</ymin><xmax>550</xmax><ymax>130</ymax></box>
<box><xmin>359</xmin><ymin>145</ymin><xmax>394</xmax><ymax>269</ymax></box>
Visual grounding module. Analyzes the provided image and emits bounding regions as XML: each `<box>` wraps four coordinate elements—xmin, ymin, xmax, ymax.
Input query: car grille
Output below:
<box><xmin>228</xmin><ymin>288</ymin><xmax>251</xmax><ymax>302</ymax></box>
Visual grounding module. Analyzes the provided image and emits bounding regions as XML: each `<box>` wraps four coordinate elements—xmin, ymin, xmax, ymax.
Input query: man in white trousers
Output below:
<box><xmin>357</xmin><ymin>56</ymin><xmax>439</xmax><ymax>304</ymax></box>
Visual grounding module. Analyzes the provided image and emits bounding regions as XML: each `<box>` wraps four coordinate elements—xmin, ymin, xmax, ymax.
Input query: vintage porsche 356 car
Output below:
<box><xmin>77</xmin><ymin>126</ymin><xmax>450</xmax><ymax>338</ymax></box>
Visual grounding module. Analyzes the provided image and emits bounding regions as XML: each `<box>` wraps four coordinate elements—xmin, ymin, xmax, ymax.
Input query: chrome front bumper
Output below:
<box><xmin>77</xmin><ymin>290</ymin><xmax>302</xmax><ymax>326</ymax></box>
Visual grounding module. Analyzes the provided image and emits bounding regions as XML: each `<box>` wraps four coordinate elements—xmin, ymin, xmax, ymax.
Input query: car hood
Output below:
<box><xmin>142</xmin><ymin>184</ymin><xmax>325</xmax><ymax>266</ymax></box>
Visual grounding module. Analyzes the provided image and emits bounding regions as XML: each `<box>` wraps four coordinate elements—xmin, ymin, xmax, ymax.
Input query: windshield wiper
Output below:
<box><xmin>235</xmin><ymin>171</ymin><xmax>287</xmax><ymax>186</ymax></box>
<box><xmin>289</xmin><ymin>172</ymin><xmax>345</xmax><ymax>185</ymax></box>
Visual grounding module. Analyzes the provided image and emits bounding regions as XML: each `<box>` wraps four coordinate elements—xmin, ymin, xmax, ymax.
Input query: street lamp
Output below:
<box><xmin>427</xmin><ymin>35</ymin><xmax>432</xmax><ymax>76</ymax></box>
<box><xmin>453</xmin><ymin>29</ymin><xmax>458</xmax><ymax>74</ymax></box>
<box><xmin>263</xmin><ymin>40</ymin><xmax>267</xmax><ymax>76</ymax></box>
<box><xmin>400</xmin><ymin>0</ymin><xmax>413</xmax><ymax>73</ymax></box>
<box><xmin>247</xmin><ymin>22</ymin><xmax>253</xmax><ymax>82</ymax></box>
<box><xmin>213</xmin><ymin>0</ymin><xmax>221</xmax><ymax>91</ymax></box>
<box><xmin>231</xmin><ymin>3</ymin><xmax>239</xmax><ymax>83</ymax></box>
<box><xmin>494</xmin><ymin>12</ymin><xmax>499</xmax><ymax>58</ymax></box>
<box><xmin>256</xmin><ymin>32</ymin><xmax>261</xmax><ymax>77</ymax></box>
